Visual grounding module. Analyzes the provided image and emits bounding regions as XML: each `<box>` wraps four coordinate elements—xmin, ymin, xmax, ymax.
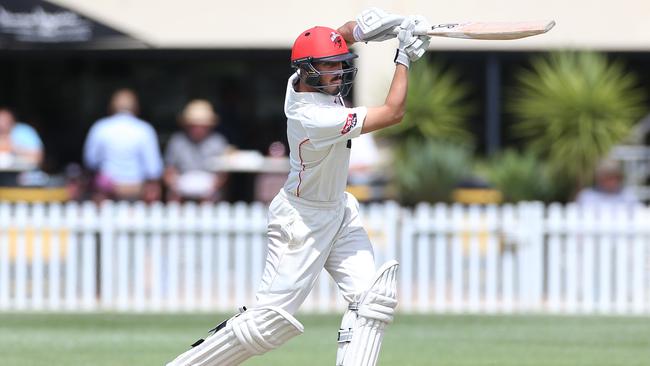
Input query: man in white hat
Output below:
<box><xmin>164</xmin><ymin>99</ymin><xmax>230</xmax><ymax>202</ymax></box>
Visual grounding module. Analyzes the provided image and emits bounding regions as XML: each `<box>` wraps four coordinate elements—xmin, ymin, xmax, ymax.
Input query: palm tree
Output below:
<box><xmin>380</xmin><ymin>59</ymin><xmax>475</xmax><ymax>146</ymax></box>
<box><xmin>380</xmin><ymin>59</ymin><xmax>476</xmax><ymax>203</ymax></box>
<box><xmin>509</xmin><ymin>52</ymin><xmax>647</xmax><ymax>192</ymax></box>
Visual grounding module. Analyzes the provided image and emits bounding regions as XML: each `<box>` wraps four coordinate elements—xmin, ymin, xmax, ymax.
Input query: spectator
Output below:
<box><xmin>163</xmin><ymin>99</ymin><xmax>230</xmax><ymax>202</ymax></box>
<box><xmin>0</xmin><ymin>107</ymin><xmax>44</xmax><ymax>167</ymax></box>
<box><xmin>83</xmin><ymin>89</ymin><xmax>163</xmax><ymax>203</ymax></box>
<box><xmin>575</xmin><ymin>159</ymin><xmax>638</xmax><ymax>205</ymax></box>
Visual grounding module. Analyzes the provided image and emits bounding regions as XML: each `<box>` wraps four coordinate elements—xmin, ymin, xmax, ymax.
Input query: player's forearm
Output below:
<box><xmin>337</xmin><ymin>21</ymin><xmax>357</xmax><ymax>45</ymax></box>
<box><xmin>361</xmin><ymin>64</ymin><xmax>408</xmax><ymax>134</ymax></box>
<box><xmin>384</xmin><ymin>64</ymin><xmax>408</xmax><ymax>117</ymax></box>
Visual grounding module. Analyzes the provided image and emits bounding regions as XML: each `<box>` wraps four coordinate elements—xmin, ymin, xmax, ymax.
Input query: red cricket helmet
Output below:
<box><xmin>291</xmin><ymin>26</ymin><xmax>357</xmax><ymax>64</ymax></box>
<box><xmin>290</xmin><ymin>26</ymin><xmax>358</xmax><ymax>97</ymax></box>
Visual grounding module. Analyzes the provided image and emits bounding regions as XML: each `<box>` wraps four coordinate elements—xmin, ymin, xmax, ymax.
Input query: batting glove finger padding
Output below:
<box><xmin>353</xmin><ymin>7</ymin><xmax>405</xmax><ymax>42</ymax></box>
<box><xmin>394</xmin><ymin>17</ymin><xmax>418</xmax><ymax>68</ymax></box>
<box><xmin>406</xmin><ymin>36</ymin><xmax>430</xmax><ymax>62</ymax></box>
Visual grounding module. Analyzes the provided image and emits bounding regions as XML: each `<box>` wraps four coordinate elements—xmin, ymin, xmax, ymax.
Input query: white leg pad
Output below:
<box><xmin>337</xmin><ymin>260</ymin><xmax>399</xmax><ymax>366</ymax></box>
<box><xmin>167</xmin><ymin>306</ymin><xmax>304</xmax><ymax>366</ymax></box>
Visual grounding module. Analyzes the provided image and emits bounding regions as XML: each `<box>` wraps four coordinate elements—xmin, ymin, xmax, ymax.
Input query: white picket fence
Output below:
<box><xmin>0</xmin><ymin>201</ymin><xmax>649</xmax><ymax>314</ymax></box>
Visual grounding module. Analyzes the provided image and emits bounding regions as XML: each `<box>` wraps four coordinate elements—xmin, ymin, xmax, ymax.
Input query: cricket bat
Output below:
<box><xmin>416</xmin><ymin>20</ymin><xmax>556</xmax><ymax>40</ymax></box>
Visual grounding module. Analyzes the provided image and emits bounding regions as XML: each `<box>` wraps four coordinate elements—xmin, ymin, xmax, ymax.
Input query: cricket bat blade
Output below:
<box><xmin>418</xmin><ymin>20</ymin><xmax>556</xmax><ymax>40</ymax></box>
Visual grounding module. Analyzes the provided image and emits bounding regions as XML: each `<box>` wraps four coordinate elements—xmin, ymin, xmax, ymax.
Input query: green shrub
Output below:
<box><xmin>393</xmin><ymin>140</ymin><xmax>473</xmax><ymax>205</ymax></box>
<box><xmin>509</xmin><ymin>52</ymin><xmax>647</xmax><ymax>192</ymax></box>
<box><xmin>478</xmin><ymin>149</ymin><xmax>558</xmax><ymax>203</ymax></box>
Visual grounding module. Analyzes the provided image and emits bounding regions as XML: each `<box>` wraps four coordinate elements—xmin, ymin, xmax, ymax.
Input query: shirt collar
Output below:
<box><xmin>285</xmin><ymin>72</ymin><xmax>343</xmax><ymax>106</ymax></box>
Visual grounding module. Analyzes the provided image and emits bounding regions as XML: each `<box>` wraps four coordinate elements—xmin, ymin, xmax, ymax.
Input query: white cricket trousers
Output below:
<box><xmin>255</xmin><ymin>189</ymin><xmax>376</xmax><ymax>314</ymax></box>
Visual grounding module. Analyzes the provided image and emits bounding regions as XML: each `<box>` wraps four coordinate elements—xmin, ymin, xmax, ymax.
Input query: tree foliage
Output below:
<box><xmin>509</xmin><ymin>52</ymin><xmax>647</xmax><ymax>189</ymax></box>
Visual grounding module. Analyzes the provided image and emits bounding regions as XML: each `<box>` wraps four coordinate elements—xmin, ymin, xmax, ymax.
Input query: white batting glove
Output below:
<box><xmin>353</xmin><ymin>7</ymin><xmax>404</xmax><ymax>43</ymax></box>
<box><xmin>394</xmin><ymin>17</ymin><xmax>415</xmax><ymax>68</ymax></box>
<box><xmin>412</xmin><ymin>15</ymin><xmax>432</xmax><ymax>37</ymax></box>
<box><xmin>394</xmin><ymin>16</ymin><xmax>431</xmax><ymax>68</ymax></box>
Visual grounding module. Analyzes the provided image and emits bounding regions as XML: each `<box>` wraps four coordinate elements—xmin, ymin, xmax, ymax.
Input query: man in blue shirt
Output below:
<box><xmin>0</xmin><ymin>107</ymin><xmax>44</xmax><ymax>167</ymax></box>
<box><xmin>83</xmin><ymin>89</ymin><xmax>163</xmax><ymax>202</ymax></box>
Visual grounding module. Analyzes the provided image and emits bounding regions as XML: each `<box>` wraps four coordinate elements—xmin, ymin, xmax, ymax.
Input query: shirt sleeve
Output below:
<box><xmin>140</xmin><ymin>124</ymin><xmax>164</xmax><ymax>180</ymax></box>
<box><xmin>209</xmin><ymin>134</ymin><xmax>229</xmax><ymax>155</ymax></box>
<box><xmin>301</xmin><ymin>105</ymin><xmax>367</xmax><ymax>149</ymax></box>
<box><xmin>164</xmin><ymin>133</ymin><xmax>181</xmax><ymax>167</ymax></box>
<box><xmin>83</xmin><ymin>123</ymin><xmax>101</xmax><ymax>170</ymax></box>
<box><xmin>11</xmin><ymin>124</ymin><xmax>43</xmax><ymax>150</ymax></box>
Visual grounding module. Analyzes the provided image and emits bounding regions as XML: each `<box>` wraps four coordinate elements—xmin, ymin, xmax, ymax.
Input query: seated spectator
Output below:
<box><xmin>575</xmin><ymin>159</ymin><xmax>638</xmax><ymax>205</ymax></box>
<box><xmin>0</xmin><ymin>107</ymin><xmax>44</xmax><ymax>167</ymax></box>
<box><xmin>164</xmin><ymin>99</ymin><xmax>230</xmax><ymax>202</ymax></box>
<box><xmin>83</xmin><ymin>89</ymin><xmax>163</xmax><ymax>203</ymax></box>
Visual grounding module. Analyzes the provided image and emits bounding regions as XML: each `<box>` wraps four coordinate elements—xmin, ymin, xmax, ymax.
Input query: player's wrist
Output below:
<box><xmin>353</xmin><ymin>26</ymin><xmax>365</xmax><ymax>43</ymax></box>
<box><xmin>394</xmin><ymin>49</ymin><xmax>410</xmax><ymax>69</ymax></box>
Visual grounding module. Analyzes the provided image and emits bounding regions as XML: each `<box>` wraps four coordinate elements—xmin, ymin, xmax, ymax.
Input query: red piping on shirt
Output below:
<box><xmin>296</xmin><ymin>138</ymin><xmax>310</xmax><ymax>197</ymax></box>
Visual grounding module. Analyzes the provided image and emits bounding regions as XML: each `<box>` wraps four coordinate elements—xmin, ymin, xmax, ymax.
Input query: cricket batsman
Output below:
<box><xmin>166</xmin><ymin>8</ymin><xmax>430</xmax><ymax>366</ymax></box>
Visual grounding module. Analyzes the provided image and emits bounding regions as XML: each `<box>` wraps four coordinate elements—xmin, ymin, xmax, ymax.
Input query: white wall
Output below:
<box><xmin>51</xmin><ymin>0</ymin><xmax>650</xmax><ymax>50</ymax></box>
<box><xmin>50</xmin><ymin>0</ymin><xmax>650</xmax><ymax>106</ymax></box>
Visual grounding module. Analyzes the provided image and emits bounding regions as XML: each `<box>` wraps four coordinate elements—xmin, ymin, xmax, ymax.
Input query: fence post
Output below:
<box><xmin>516</xmin><ymin>202</ymin><xmax>545</xmax><ymax>312</ymax></box>
<box><xmin>484</xmin><ymin>205</ymin><xmax>499</xmax><ymax>313</ymax></box>
<box><xmin>614</xmin><ymin>205</ymin><xmax>629</xmax><ymax>314</ymax></box>
<box><xmin>632</xmin><ymin>206</ymin><xmax>648</xmax><ymax>314</ymax></box>
<box><xmin>64</xmin><ymin>202</ymin><xmax>80</xmax><ymax>311</ymax></box>
<box><xmin>500</xmin><ymin>204</ymin><xmax>516</xmax><ymax>313</ymax></box>
<box><xmin>467</xmin><ymin>205</ymin><xmax>481</xmax><ymax>313</ymax></box>
<box><xmin>149</xmin><ymin>202</ymin><xmax>164</xmax><ymax>311</ymax></box>
<box><xmin>0</xmin><ymin>203</ymin><xmax>10</xmax><ymax>309</ymax></box>
<box><xmin>546</xmin><ymin>203</ymin><xmax>563</xmax><ymax>313</ymax></box>
<box><xmin>48</xmin><ymin>203</ymin><xmax>63</xmax><ymax>310</ymax></box>
<box><xmin>199</xmin><ymin>202</ymin><xmax>216</xmax><ymax>311</ymax></box>
<box><xmin>132</xmin><ymin>202</ymin><xmax>147</xmax><ymax>312</ymax></box>
<box><xmin>31</xmin><ymin>203</ymin><xmax>45</xmax><ymax>310</ymax></box>
<box><xmin>597</xmin><ymin>205</ymin><xmax>614</xmax><ymax>314</ymax></box>
<box><xmin>233</xmin><ymin>202</ymin><xmax>248</xmax><ymax>308</ymax></box>
<box><xmin>399</xmin><ymin>207</ymin><xmax>414</xmax><ymax>312</ymax></box>
<box><xmin>565</xmin><ymin>204</ymin><xmax>579</xmax><ymax>313</ymax></box>
<box><xmin>415</xmin><ymin>203</ymin><xmax>431</xmax><ymax>313</ymax></box>
<box><xmin>165</xmin><ymin>202</ymin><xmax>181</xmax><ymax>311</ymax></box>
<box><xmin>115</xmin><ymin>201</ymin><xmax>131</xmax><ymax>311</ymax></box>
<box><xmin>450</xmin><ymin>204</ymin><xmax>464</xmax><ymax>312</ymax></box>
<box><xmin>581</xmin><ymin>204</ymin><xmax>596</xmax><ymax>314</ymax></box>
<box><xmin>216</xmin><ymin>202</ymin><xmax>231</xmax><ymax>312</ymax></box>
<box><xmin>181</xmin><ymin>202</ymin><xmax>198</xmax><ymax>311</ymax></box>
<box><xmin>433</xmin><ymin>203</ymin><xmax>448</xmax><ymax>312</ymax></box>
<box><xmin>14</xmin><ymin>203</ymin><xmax>28</xmax><ymax>310</ymax></box>
<box><xmin>99</xmin><ymin>201</ymin><xmax>114</xmax><ymax>310</ymax></box>
<box><xmin>81</xmin><ymin>202</ymin><xmax>97</xmax><ymax>310</ymax></box>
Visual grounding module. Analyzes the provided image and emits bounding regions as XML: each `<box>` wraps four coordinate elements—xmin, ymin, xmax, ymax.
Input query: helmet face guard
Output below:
<box><xmin>294</xmin><ymin>59</ymin><xmax>358</xmax><ymax>97</ymax></box>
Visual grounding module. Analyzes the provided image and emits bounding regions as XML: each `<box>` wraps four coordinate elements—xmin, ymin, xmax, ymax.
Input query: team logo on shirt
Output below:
<box><xmin>341</xmin><ymin>113</ymin><xmax>357</xmax><ymax>134</ymax></box>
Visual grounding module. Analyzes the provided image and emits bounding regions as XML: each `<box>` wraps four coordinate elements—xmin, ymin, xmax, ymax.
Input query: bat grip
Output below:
<box><xmin>390</xmin><ymin>25</ymin><xmax>430</xmax><ymax>36</ymax></box>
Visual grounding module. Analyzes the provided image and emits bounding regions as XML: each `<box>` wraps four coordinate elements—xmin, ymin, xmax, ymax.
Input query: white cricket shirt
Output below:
<box><xmin>282</xmin><ymin>73</ymin><xmax>368</xmax><ymax>202</ymax></box>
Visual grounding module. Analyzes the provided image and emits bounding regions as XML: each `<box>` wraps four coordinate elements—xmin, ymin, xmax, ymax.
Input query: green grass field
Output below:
<box><xmin>1</xmin><ymin>312</ymin><xmax>649</xmax><ymax>366</ymax></box>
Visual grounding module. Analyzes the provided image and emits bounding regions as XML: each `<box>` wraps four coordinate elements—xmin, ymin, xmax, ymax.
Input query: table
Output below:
<box><xmin>0</xmin><ymin>157</ymin><xmax>67</xmax><ymax>202</ymax></box>
<box><xmin>0</xmin><ymin>160</ymin><xmax>38</xmax><ymax>186</ymax></box>
<box><xmin>208</xmin><ymin>150</ymin><xmax>290</xmax><ymax>174</ymax></box>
